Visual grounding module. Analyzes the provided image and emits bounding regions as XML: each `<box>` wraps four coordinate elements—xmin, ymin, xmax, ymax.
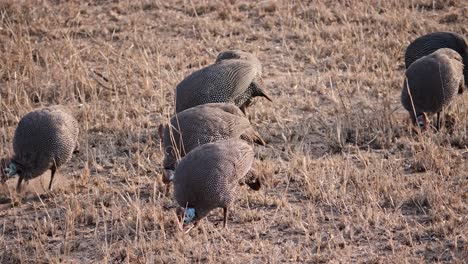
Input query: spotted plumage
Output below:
<box><xmin>405</xmin><ymin>31</ymin><xmax>467</xmax><ymax>92</ymax></box>
<box><xmin>175</xmin><ymin>50</ymin><xmax>271</xmax><ymax>114</ymax></box>
<box><xmin>401</xmin><ymin>48</ymin><xmax>464</xmax><ymax>130</ymax></box>
<box><xmin>160</xmin><ymin>103</ymin><xmax>264</xmax><ymax>183</ymax></box>
<box><xmin>173</xmin><ymin>139</ymin><xmax>255</xmax><ymax>227</ymax></box>
<box><xmin>4</xmin><ymin>106</ymin><xmax>79</xmax><ymax>192</ymax></box>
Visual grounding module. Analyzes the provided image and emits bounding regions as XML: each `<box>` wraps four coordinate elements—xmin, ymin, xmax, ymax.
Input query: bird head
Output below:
<box><xmin>183</xmin><ymin>208</ymin><xmax>196</xmax><ymax>224</ymax></box>
<box><xmin>1</xmin><ymin>159</ymin><xmax>19</xmax><ymax>182</ymax></box>
<box><xmin>162</xmin><ymin>169</ymin><xmax>174</xmax><ymax>184</ymax></box>
<box><xmin>244</xmin><ymin>169</ymin><xmax>262</xmax><ymax>191</ymax></box>
<box><xmin>416</xmin><ymin>113</ymin><xmax>429</xmax><ymax>131</ymax></box>
<box><xmin>251</xmin><ymin>81</ymin><xmax>272</xmax><ymax>102</ymax></box>
<box><xmin>177</xmin><ymin>206</ymin><xmax>196</xmax><ymax>225</ymax></box>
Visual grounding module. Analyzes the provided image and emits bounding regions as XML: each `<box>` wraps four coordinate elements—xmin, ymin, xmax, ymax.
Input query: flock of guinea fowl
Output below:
<box><xmin>1</xmin><ymin>31</ymin><xmax>466</xmax><ymax>229</ymax></box>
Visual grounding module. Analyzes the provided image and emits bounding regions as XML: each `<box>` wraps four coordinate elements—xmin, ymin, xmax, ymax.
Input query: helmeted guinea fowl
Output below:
<box><xmin>405</xmin><ymin>31</ymin><xmax>467</xmax><ymax>92</ymax></box>
<box><xmin>3</xmin><ymin>106</ymin><xmax>79</xmax><ymax>192</ymax></box>
<box><xmin>173</xmin><ymin>139</ymin><xmax>255</xmax><ymax>228</ymax></box>
<box><xmin>175</xmin><ymin>50</ymin><xmax>272</xmax><ymax>114</ymax></box>
<box><xmin>159</xmin><ymin>103</ymin><xmax>265</xmax><ymax>185</ymax></box>
<box><xmin>401</xmin><ymin>48</ymin><xmax>464</xmax><ymax>130</ymax></box>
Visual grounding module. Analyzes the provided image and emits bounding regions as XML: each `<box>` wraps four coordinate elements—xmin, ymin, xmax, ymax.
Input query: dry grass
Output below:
<box><xmin>0</xmin><ymin>0</ymin><xmax>467</xmax><ymax>263</ymax></box>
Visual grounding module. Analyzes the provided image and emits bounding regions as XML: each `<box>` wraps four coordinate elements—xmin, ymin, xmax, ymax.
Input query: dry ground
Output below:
<box><xmin>0</xmin><ymin>0</ymin><xmax>467</xmax><ymax>263</ymax></box>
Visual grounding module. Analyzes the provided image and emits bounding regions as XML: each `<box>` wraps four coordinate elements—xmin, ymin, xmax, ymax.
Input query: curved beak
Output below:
<box><xmin>258</xmin><ymin>88</ymin><xmax>272</xmax><ymax>102</ymax></box>
<box><xmin>251</xmin><ymin>82</ymin><xmax>272</xmax><ymax>102</ymax></box>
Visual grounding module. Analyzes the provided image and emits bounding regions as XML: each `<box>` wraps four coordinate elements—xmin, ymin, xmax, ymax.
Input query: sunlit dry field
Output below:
<box><xmin>0</xmin><ymin>0</ymin><xmax>467</xmax><ymax>263</ymax></box>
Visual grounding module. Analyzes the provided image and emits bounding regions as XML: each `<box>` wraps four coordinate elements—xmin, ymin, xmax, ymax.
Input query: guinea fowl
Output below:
<box><xmin>401</xmin><ymin>48</ymin><xmax>464</xmax><ymax>130</ymax></box>
<box><xmin>173</xmin><ymin>139</ymin><xmax>255</xmax><ymax>228</ymax></box>
<box><xmin>3</xmin><ymin>106</ymin><xmax>79</xmax><ymax>192</ymax></box>
<box><xmin>175</xmin><ymin>50</ymin><xmax>272</xmax><ymax>114</ymax></box>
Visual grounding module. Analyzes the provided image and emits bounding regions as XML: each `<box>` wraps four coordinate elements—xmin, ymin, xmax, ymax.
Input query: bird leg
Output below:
<box><xmin>239</xmin><ymin>101</ymin><xmax>249</xmax><ymax>115</ymax></box>
<box><xmin>157</xmin><ymin>124</ymin><xmax>166</xmax><ymax>143</ymax></box>
<box><xmin>73</xmin><ymin>142</ymin><xmax>80</xmax><ymax>154</ymax></box>
<box><xmin>162</xmin><ymin>169</ymin><xmax>174</xmax><ymax>196</ymax></box>
<box><xmin>458</xmin><ymin>78</ymin><xmax>464</xmax><ymax>94</ymax></box>
<box><xmin>436</xmin><ymin>112</ymin><xmax>441</xmax><ymax>131</ymax></box>
<box><xmin>223</xmin><ymin>207</ymin><xmax>228</xmax><ymax>228</ymax></box>
<box><xmin>48</xmin><ymin>165</ymin><xmax>57</xmax><ymax>191</ymax></box>
<box><xmin>16</xmin><ymin>177</ymin><xmax>23</xmax><ymax>193</ymax></box>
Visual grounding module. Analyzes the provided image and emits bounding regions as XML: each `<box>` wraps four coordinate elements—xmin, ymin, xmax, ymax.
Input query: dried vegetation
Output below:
<box><xmin>0</xmin><ymin>0</ymin><xmax>467</xmax><ymax>263</ymax></box>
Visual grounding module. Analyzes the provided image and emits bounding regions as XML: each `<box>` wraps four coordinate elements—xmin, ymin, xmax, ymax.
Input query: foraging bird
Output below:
<box><xmin>159</xmin><ymin>103</ymin><xmax>265</xmax><ymax>184</ymax></box>
<box><xmin>175</xmin><ymin>50</ymin><xmax>272</xmax><ymax>114</ymax></box>
<box><xmin>2</xmin><ymin>106</ymin><xmax>79</xmax><ymax>192</ymax></box>
<box><xmin>405</xmin><ymin>31</ymin><xmax>467</xmax><ymax>91</ymax></box>
<box><xmin>401</xmin><ymin>48</ymin><xmax>464</xmax><ymax>130</ymax></box>
<box><xmin>173</xmin><ymin>139</ymin><xmax>255</xmax><ymax>227</ymax></box>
